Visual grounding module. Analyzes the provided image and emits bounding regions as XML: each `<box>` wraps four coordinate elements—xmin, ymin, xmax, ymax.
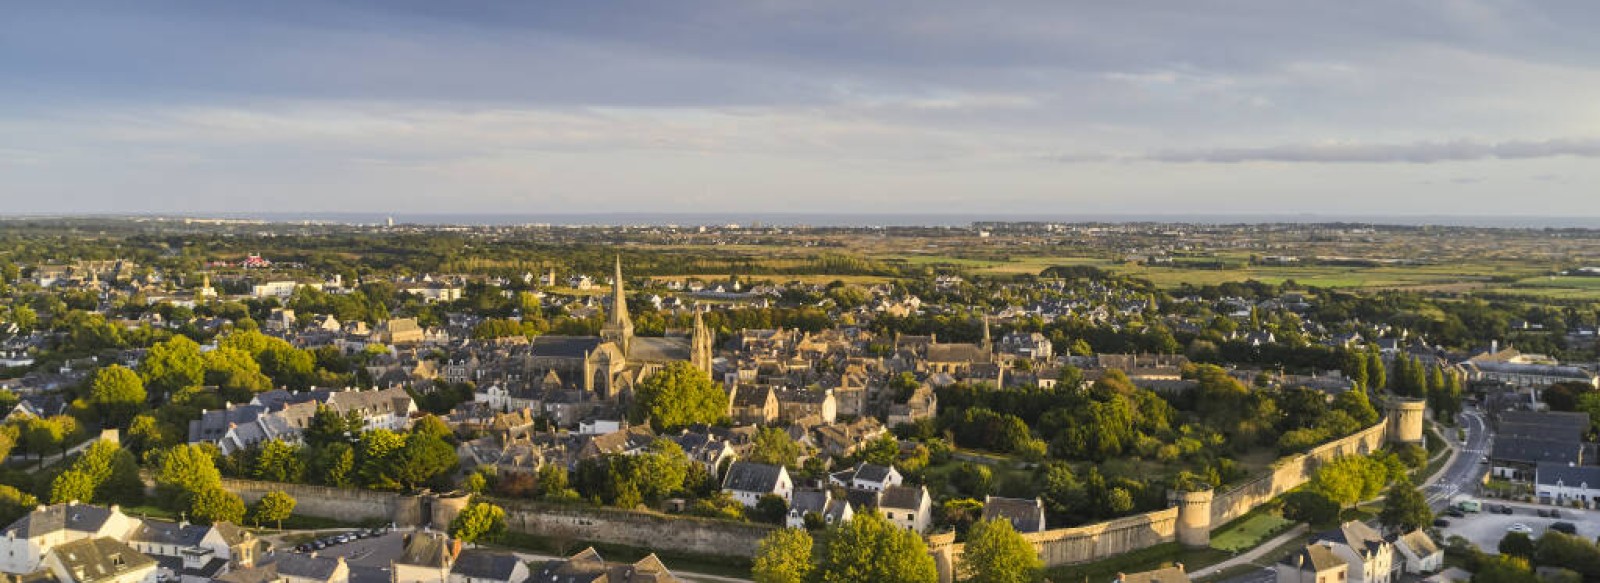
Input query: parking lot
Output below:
<box><xmin>295</xmin><ymin>530</ymin><xmax>407</xmax><ymax>567</ymax></box>
<box><xmin>1437</xmin><ymin>500</ymin><xmax>1600</xmax><ymax>551</ymax></box>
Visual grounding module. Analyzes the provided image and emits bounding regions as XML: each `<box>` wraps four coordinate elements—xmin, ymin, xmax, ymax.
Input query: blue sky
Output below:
<box><xmin>4</xmin><ymin>1</ymin><xmax>1599</xmax><ymax>216</ymax></box>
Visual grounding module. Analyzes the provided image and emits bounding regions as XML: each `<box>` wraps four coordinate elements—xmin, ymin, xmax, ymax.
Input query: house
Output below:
<box><xmin>1489</xmin><ymin>437</ymin><xmax>1585</xmax><ymax>482</ymax></box>
<box><xmin>721</xmin><ymin>462</ymin><xmax>793</xmax><ymax>508</ymax></box>
<box><xmin>671</xmin><ymin>432</ymin><xmax>737</xmax><ymax>478</ymax></box>
<box><xmin>878</xmin><ymin>485</ymin><xmax>933</xmax><ymax>533</ymax></box>
<box><xmin>886</xmin><ymin>384</ymin><xmax>937</xmax><ymax>427</ymax></box>
<box><xmin>251</xmin><ymin>553</ymin><xmax>351</xmax><ymax>583</ymax></box>
<box><xmin>829</xmin><ymin>463</ymin><xmax>902</xmax><ymax>492</ymax></box>
<box><xmin>774</xmin><ymin>388</ymin><xmax>837</xmax><ymax>424</ymax></box>
<box><xmin>1392</xmin><ymin>530</ymin><xmax>1441</xmax><ymax>575</ymax></box>
<box><xmin>785</xmin><ymin>488</ymin><xmax>852</xmax><ymax>529</ymax></box>
<box><xmin>1116</xmin><ymin>564</ymin><xmax>1187</xmax><ymax>583</ymax></box>
<box><xmin>1534</xmin><ymin>462</ymin><xmax>1600</xmax><ymax>507</ymax></box>
<box><xmin>0</xmin><ymin>502</ymin><xmax>143</xmax><ymax>575</ymax></box>
<box><xmin>728</xmin><ymin>386</ymin><xmax>779</xmax><ymax>425</ymax></box>
<box><xmin>392</xmin><ymin>533</ymin><xmax>459</xmax><ymax>583</ymax></box>
<box><xmin>1277</xmin><ymin>544</ymin><xmax>1349</xmax><ymax>583</ymax></box>
<box><xmin>1307</xmin><ymin>521</ymin><xmax>1394</xmax><ymax>583</ymax></box>
<box><xmin>981</xmin><ymin>496</ymin><xmax>1046</xmax><ymax>533</ymax></box>
<box><xmin>127</xmin><ymin>520</ymin><xmax>256</xmax><ymax>582</ymax></box>
<box><xmin>531</xmin><ymin>547</ymin><xmax>682</xmax><ymax>583</ymax></box>
<box><xmin>376</xmin><ymin>319</ymin><xmax>425</xmax><ymax>346</ymax></box>
<box><xmin>43</xmin><ymin>537</ymin><xmax>157</xmax><ymax>583</ymax></box>
<box><xmin>447</xmin><ymin>550</ymin><xmax>526</xmax><ymax>583</ymax></box>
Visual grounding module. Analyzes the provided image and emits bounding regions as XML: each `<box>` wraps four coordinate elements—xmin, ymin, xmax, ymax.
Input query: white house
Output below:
<box><xmin>722</xmin><ymin>462</ymin><xmax>793</xmax><ymax>508</ymax></box>
<box><xmin>879</xmin><ymin>485</ymin><xmax>933</xmax><ymax>533</ymax></box>
<box><xmin>1392</xmin><ymin>530</ymin><xmax>1441</xmax><ymax>575</ymax></box>
<box><xmin>1308</xmin><ymin>522</ymin><xmax>1394</xmax><ymax>583</ymax></box>
<box><xmin>1535</xmin><ymin>463</ymin><xmax>1600</xmax><ymax>507</ymax></box>
<box><xmin>0</xmin><ymin>503</ymin><xmax>142</xmax><ymax>575</ymax></box>
<box><xmin>43</xmin><ymin>537</ymin><xmax>157</xmax><ymax>583</ymax></box>
<box><xmin>829</xmin><ymin>463</ymin><xmax>902</xmax><ymax>492</ymax></box>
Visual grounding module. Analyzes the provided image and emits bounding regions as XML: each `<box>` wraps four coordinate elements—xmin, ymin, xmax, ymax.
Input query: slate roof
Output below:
<box><xmin>1536</xmin><ymin>462</ymin><xmax>1600</xmax><ymax>488</ymax></box>
<box><xmin>731</xmin><ymin>386</ymin><xmax>774</xmax><ymax>408</ymax></box>
<box><xmin>4</xmin><ymin>503</ymin><xmax>115</xmax><ymax>539</ymax></box>
<box><xmin>852</xmin><ymin>464</ymin><xmax>894</xmax><ymax>484</ymax></box>
<box><xmin>722</xmin><ymin>462</ymin><xmax>786</xmax><ymax>494</ymax></box>
<box><xmin>790</xmin><ymin>488</ymin><xmax>830</xmax><ymax>516</ymax></box>
<box><xmin>50</xmin><ymin>537</ymin><xmax>156</xmax><ymax>583</ymax></box>
<box><xmin>128</xmin><ymin>520</ymin><xmax>208</xmax><ymax>546</ymax></box>
<box><xmin>925</xmin><ymin>343</ymin><xmax>988</xmax><ymax>364</ymax></box>
<box><xmin>1313</xmin><ymin>521</ymin><xmax>1388</xmax><ymax>555</ymax></box>
<box><xmin>1281</xmin><ymin>544</ymin><xmax>1345</xmax><ymax>572</ymax></box>
<box><xmin>1118</xmin><ymin>565</ymin><xmax>1187</xmax><ymax>583</ymax></box>
<box><xmin>532</xmin><ymin>547</ymin><xmax>683</xmax><ymax>583</ymax></box>
<box><xmin>879</xmin><ymin>485</ymin><xmax>928</xmax><ymax>511</ymax></box>
<box><xmin>1492</xmin><ymin>437</ymin><xmax>1583</xmax><ymax>466</ymax></box>
<box><xmin>982</xmin><ymin>496</ymin><xmax>1046</xmax><ymax>533</ymax></box>
<box><xmin>449</xmin><ymin>550</ymin><xmax>522</xmax><ymax>581</ymax></box>
<box><xmin>530</xmin><ymin>337</ymin><xmax>606</xmax><ymax>359</ymax></box>
<box><xmin>1396</xmin><ymin>530</ymin><xmax>1440</xmax><ymax>557</ymax></box>
<box><xmin>398</xmin><ymin>533</ymin><xmax>458</xmax><ymax>569</ymax></box>
<box><xmin>270</xmin><ymin>553</ymin><xmax>345</xmax><ymax>581</ymax></box>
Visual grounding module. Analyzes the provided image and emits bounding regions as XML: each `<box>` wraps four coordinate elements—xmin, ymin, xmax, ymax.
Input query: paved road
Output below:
<box><xmin>1424</xmin><ymin>408</ymin><xmax>1490</xmax><ymax>511</ymax></box>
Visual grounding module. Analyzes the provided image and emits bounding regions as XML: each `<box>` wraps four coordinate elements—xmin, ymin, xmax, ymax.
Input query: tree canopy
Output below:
<box><xmin>960</xmin><ymin>518</ymin><xmax>1042</xmax><ymax>583</ymax></box>
<box><xmin>629</xmin><ymin>362</ymin><xmax>728</xmax><ymax>431</ymax></box>
<box><xmin>816</xmin><ymin>512</ymin><xmax>938</xmax><ymax>583</ymax></box>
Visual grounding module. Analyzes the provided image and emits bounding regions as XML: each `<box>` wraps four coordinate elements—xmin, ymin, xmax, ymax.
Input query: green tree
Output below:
<box><xmin>357</xmin><ymin>429</ymin><xmax>406</xmax><ymax>489</ymax></box>
<box><xmin>203</xmin><ymin>347</ymin><xmax>273</xmax><ymax>399</ymax></box>
<box><xmin>190</xmin><ymin>486</ymin><xmax>246</xmax><ymax>524</ymax></box>
<box><xmin>1364</xmin><ymin>348</ymin><xmax>1385</xmax><ymax>393</ymax></box>
<box><xmin>390</xmin><ymin>431</ymin><xmax>459</xmax><ymax>489</ymax></box>
<box><xmin>139</xmin><ymin>335</ymin><xmax>206</xmax><ymax>396</ymax></box>
<box><xmin>304</xmin><ymin>406</ymin><xmax>365</xmax><ymax>448</ymax></box>
<box><xmin>89</xmin><ymin>365</ymin><xmax>147</xmax><ymax>427</ymax></box>
<box><xmin>629</xmin><ymin>362</ymin><xmax>728</xmax><ymax>431</ymax></box>
<box><xmin>1378</xmin><ymin>478</ymin><xmax>1432</xmax><ymax>532</ymax></box>
<box><xmin>748</xmin><ymin>427</ymin><xmax>803</xmax><ymax>468</ymax></box>
<box><xmin>535</xmin><ymin>464</ymin><xmax>570</xmax><ymax>499</ymax></box>
<box><xmin>816</xmin><ymin>512</ymin><xmax>938</xmax><ymax>583</ymax></box>
<box><xmin>449</xmin><ymin>501</ymin><xmax>507</xmax><ymax>544</ymax></box>
<box><xmin>755</xmin><ymin>494</ymin><xmax>789</xmax><ymax>525</ymax></box>
<box><xmin>155</xmin><ymin>444</ymin><xmax>224</xmax><ymax>509</ymax></box>
<box><xmin>50</xmin><ymin>470</ymin><xmax>97</xmax><ymax>504</ymax></box>
<box><xmin>251</xmin><ymin>490</ymin><xmax>296</xmax><ymax>529</ymax></box>
<box><xmin>312</xmin><ymin>442</ymin><xmax>356</xmax><ymax>487</ymax></box>
<box><xmin>1309</xmin><ymin>455</ymin><xmax>1387</xmax><ymax>508</ymax></box>
<box><xmin>1534</xmin><ymin>532</ymin><xmax>1600</xmax><ymax>580</ymax></box>
<box><xmin>254</xmin><ymin>440</ymin><xmax>307</xmax><ymax>483</ymax></box>
<box><xmin>1280</xmin><ymin>490</ymin><xmax>1340</xmax><ymax>525</ymax></box>
<box><xmin>960</xmin><ymin>518</ymin><xmax>1042</xmax><ymax>583</ymax></box>
<box><xmin>1499</xmin><ymin>532</ymin><xmax>1535</xmax><ymax>559</ymax></box>
<box><xmin>0</xmin><ymin>485</ymin><xmax>38</xmax><ymax>527</ymax></box>
<box><xmin>1474</xmin><ymin>555</ymin><xmax>1537</xmax><ymax>583</ymax></box>
<box><xmin>752</xmin><ymin>528</ymin><xmax>814</xmax><ymax>583</ymax></box>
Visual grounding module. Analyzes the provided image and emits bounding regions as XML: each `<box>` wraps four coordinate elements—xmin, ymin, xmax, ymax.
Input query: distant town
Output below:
<box><xmin>0</xmin><ymin>218</ymin><xmax>1597</xmax><ymax>583</ymax></box>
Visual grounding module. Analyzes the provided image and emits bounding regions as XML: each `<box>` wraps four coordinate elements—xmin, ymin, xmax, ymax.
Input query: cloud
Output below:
<box><xmin>1140</xmin><ymin>138</ymin><xmax>1600</xmax><ymax>164</ymax></box>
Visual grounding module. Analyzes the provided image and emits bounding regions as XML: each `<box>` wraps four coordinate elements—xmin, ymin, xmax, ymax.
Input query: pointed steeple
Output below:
<box><xmin>691</xmin><ymin>307</ymin><xmax>713</xmax><ymax>375</ymax></box>
<box><xmin>601</xmin><ymin>255</ymin><xmax>634</xmax><ymax>354</ymax></box>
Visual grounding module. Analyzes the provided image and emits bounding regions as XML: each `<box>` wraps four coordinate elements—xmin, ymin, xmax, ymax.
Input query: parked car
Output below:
<box><xmin>1498</xmin><ymin>506</ymin><xmax>1514</xmax><ymax>515</ymax></box>
<box><xmin>1446</xmin><ymin>509</ymin><xmax>1465</xmax><ymax>518</ymax></box>
<box><xmin>1433</xmin><ymin>518</ymin><xmax>1452</xmax><ymax>527</ymax></box>
<box><xmin>1550</xmin><ymin>509</ymin><xmax>1563</xmax><ymax>519</ymax></box>
<box><xmin>1552</xmin><ymin>522</ymin><xmax>1578</xmax><ymax>535</ymax></box>
<box><xmin>1508</xmin><ymin>523</ymin><xmax>1534</xmax><ymax>534</ymax></box>
<box><xmin>1537</xmin><ymin>508</ymin><xmax>1551</xmax><ymax>518</ymax></box>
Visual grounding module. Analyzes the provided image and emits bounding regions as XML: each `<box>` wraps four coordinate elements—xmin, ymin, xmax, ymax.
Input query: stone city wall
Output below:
<box><xmin>1209</xmin><ymin>418</ymin><xmax>1388</xmax><ymax>526</ymax></box>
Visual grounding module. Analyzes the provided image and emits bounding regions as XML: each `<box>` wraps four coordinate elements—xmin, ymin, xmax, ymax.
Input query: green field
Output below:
<box><xmin>1209</xmin><ymin>512</ymin><xmax>1294</xmax><ymax>552</ymax></box>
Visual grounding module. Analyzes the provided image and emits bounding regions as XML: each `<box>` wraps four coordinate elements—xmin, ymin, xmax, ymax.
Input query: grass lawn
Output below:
<box><xmin>1210</xmin><ymin>512</ymin><xmax>1294</xmax><ymax>552</ymax></box>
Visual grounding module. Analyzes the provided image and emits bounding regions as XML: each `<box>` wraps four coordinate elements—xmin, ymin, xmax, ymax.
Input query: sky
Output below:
<box><xmin>4</xmin><ymin>1</ymin><xmax>1600</xmax><ymax>218</ymax></box>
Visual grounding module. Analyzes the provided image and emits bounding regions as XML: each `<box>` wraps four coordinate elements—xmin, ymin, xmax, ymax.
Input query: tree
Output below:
<box><xmin>449</xmin><ymin>501</ymin><xmax>507</xmax><ymax>545</ymax></box>
<box><xmin>752</xmin><ymin>528</ymin><xmax>814</xmax><ymax>583</ymax></box>
<box><xmin>155</xmin><ymin>444</ymin><xmax>224</xmax><ymax>508</ymax></box>
<box><xmin>0</xmin><ymin>485</ymin><xmax>38</xmax><ymax>527</ymax></box>
<box><xmin>629</xmin><ymin>362</ymin><xmax>728</xmax><ymax>431</ymax></box>
<box><xmin>1499</xmin><ymin>532</ymin><xmax>1535</xmax><ymax>559</ymax></box>
<box><xmin>312</xmin><ymin>442</ymin><xmax>356</xmax><ymax>487</ymax></box>
<box><xmin>203</xmin><ymin>347</ymin><xmax>273</xmax><ymax>398</ymax></box>
<box><xmin>817</xmin><ymin>512</ymin><xmax>938</xmax><ymax>583</ymax></box>
<box><xmin>1535</xmin><ymin>532</ymin><xmax>1600</xmax><ymax>580</ymax></box>
<box><xmin>50</xmin><ymin>470</ymin><xmax>97</xmax><ymax>504</ymax></box>
<box><xmin>139</xmin><ymin>336</ymin><xmax>206</xmax><ymax>396</ymax></box>
<box><xmin>252</xmin><ymin>490</ymin><xmax>296</xmax><ymax>529</ymax></box>
<box><xmin>748</xmin><ymin>427</ymin><xmax>803</xmax><ymax>468</ymax></box>
<box><xmin>755</xmin><ymin>494</ymin><xmax>789</xmax><ymax>525</ymax></box>
<box><xmin>1378</xmin><ymin>479</ymin><xmax>1432</xmax><ymax>532</ymax></box>
<box><xmin>190</xmin><ymin>486</ymin><xmax>246</xmax><ymax>524</ymax></box>
<box><xmin>390</xmin><ymin>431</ymin><xmax>458</xmax><ymax>490</ymax></box>
<box><xmin>1309</xmin><ymin>455</ymin><xmax>1387</xmax><ymax>508</ymax></box>
<box><xmin>1280</xmin><ymin>490</ymin><xmax>1340</xmax><ymax>525</ymax></box>
<box><xmin>960</xmin><ymin>518</ymin><xmax>1042</xmax><ymax>583</ymax></box>
<box><xmin>89</xmin><ymin>365</ymin><xmax>147</xmax><ymax>427</ymax></box>
<box><xmin>535</xmin><ymin>464</ymin><xmax>570</xmax><ymax>499</ymax></box>
<box><xmin>1474</xmin><ymin>555</ymin><xmax>1537</xmax><ymax>583</ymax></box>
<box><xmin>254</xmin><ymin>440</ymin><xmax>307</xmax><ymax>483</ymax></box>
<box><xmin>304</xmin><ymin>406</ymin><xmax>365</xmax><ymax>448</ymax></box>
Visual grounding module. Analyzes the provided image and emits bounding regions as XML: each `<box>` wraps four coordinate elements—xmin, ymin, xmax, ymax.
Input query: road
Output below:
<box><xmin>1423</xmin><ymin>408</ymin><xmax>1490</xmax><ymax>511</ymax></box>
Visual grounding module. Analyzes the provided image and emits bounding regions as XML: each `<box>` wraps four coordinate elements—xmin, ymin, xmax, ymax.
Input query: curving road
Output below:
<box><xmin>1423</xmin><ymin>407</ymin><xmax>1491</xmax><ymax>511</ymax></box>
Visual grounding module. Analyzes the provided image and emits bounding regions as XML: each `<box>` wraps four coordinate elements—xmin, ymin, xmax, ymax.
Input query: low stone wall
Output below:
<box><xmin>221</xmin><ymin>478</ymin><xmax>416</xmax><ymax>525</ymax></box>
<box><xmin>491</xmin><ymin>497</ymin><xmax>776</xmax><ymax>559</ymax></box>
<box><xmin>1209</xmin><ymin>419</ymin><xmax>1388</xmax><ymax>526</ymax></box>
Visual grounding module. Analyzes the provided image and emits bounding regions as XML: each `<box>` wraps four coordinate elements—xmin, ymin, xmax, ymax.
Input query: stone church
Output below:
<box><xmin>523</xmin><ymin>256</ymin><xmax>714</xmax><ymax>400</ymax></box>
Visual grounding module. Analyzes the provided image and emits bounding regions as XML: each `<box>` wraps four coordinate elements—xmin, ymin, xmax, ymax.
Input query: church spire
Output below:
<box><xmin>981</xmin><ymin>314</ymin><xmax>992</xmax><ymax>352</ymax></box>
<box><xmin>691</xmin><ymin>306</ymin><xmax>713</xmax><ymax>375</ymax></box>
<box><xmin>601</xmin><ymin>254</ymin><xmax>634</xmax><ymax>353</ymax></box>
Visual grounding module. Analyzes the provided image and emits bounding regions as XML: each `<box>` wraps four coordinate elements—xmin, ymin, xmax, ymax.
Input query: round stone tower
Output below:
<box><xmin>1385</xmin><ymin>398</ymin><xmax>1427</xmax><ymax>445</ymax></box>
<box><xmin>1169</xmin><ymin>488</ymin><xmax>1214</xmax><ymax>548</ymax></box>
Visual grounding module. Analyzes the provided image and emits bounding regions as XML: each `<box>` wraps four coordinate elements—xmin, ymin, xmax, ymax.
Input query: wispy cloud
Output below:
<box><xmin>1132</xmin><ymin>138</ymin><xmax>1600</xmax><ymax>164</ymax></box>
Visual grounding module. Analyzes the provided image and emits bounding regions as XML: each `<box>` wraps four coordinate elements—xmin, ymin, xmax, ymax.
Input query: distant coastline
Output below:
<box><xmin>3</xmin><ymin>211</ymin><xmax>1599</xmax><ymax>229</ymax></box>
